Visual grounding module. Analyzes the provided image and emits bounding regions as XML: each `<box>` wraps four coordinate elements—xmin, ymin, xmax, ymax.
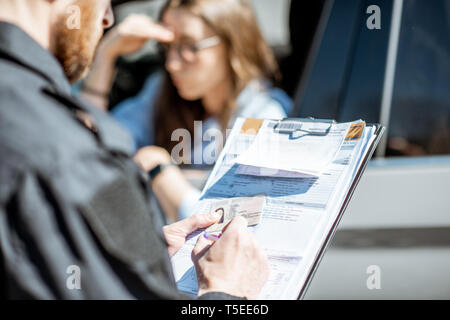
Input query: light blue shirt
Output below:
<box><xmin>112</xmin><ymin>72</ymin><xmax>291</xmax><ymax>152</ymax></box>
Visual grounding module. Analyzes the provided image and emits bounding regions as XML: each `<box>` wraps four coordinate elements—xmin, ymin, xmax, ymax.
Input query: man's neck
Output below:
<box><xmin>0</xmin><ymin>0</ymin><xmax>51</xmax><ymax>49</ymax></box>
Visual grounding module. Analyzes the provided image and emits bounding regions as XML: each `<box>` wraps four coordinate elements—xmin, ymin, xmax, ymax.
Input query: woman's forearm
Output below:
<box><xmin>79</xmin><ymin>14</ymin><xmax>174</xmax><ymax>111</ymax></box>
<box><xmin>80</xmin><ymin>47</ymin><xmax>117</xmax><ymax>111</ymax></box>
<box><xmin>152</xmin><ymin>165</ymin><xmax>197</xmax><ymax>223</ymax></box>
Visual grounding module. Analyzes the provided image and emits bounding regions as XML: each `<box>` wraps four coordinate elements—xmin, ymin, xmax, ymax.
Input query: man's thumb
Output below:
<box><xmin>181</xmin><ymin>212</ymin><xmax>222</xmax><ymax>234</ymax></box>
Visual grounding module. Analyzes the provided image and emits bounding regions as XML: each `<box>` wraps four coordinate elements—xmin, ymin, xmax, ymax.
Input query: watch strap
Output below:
<box><xmin>148</xmin><ymin>163</ymin><xmax>174</xmax><ymax>180</ymax></box>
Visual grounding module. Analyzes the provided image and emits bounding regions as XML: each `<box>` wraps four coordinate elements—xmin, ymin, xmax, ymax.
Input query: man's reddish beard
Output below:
<box><xmin>53</xmin><ymin>1</ymin><xmax>104</xmax><ymax>84</ymax></box>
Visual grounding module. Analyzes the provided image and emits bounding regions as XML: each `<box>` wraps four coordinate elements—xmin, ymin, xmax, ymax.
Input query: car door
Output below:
<box><xmin>292</xmin><ymin>0</ymin><xmax>450</xmax><ymax>299</ymax></box>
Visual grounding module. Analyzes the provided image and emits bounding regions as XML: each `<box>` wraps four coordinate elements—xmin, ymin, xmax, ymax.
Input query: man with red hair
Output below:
<box><xmin>0</xmin><ymin>0</ymin><xmax>268</xmax><ymax>299</ymax></box>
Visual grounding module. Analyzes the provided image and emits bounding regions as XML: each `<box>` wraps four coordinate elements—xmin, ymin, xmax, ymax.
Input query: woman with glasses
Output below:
<box><xmin>80</xmin><ymin>0</ymin><xmax>291</xmax><ymax>221</ymax></box>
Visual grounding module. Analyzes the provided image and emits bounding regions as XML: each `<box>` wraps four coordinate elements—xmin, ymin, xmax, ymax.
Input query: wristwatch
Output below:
<box><xmin>148</xmin><ymin>163</ymin><xmax>175</xmax><ymax>180</ymax></box>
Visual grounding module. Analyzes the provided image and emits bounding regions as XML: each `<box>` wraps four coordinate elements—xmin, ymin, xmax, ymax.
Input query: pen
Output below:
<box><xmin>203</xmin><ymin>232</ymin><xmax>222</xmax><ymax>241</ymax></box>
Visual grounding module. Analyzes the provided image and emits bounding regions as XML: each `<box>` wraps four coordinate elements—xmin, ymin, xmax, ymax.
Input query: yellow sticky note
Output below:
<box><xmin>346</xmin><ymin>121</ymin><xmax>366</xmax><ymax>140</ymax></box>
<box><xmin>240</xmin><ymin>118</ymin><xmax>264</xmax><ymax>135</ymax></box>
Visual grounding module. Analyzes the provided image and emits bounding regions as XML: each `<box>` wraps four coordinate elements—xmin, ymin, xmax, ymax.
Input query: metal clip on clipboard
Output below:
<box><xmin>273</xmin><ymin>117</ymin><xmax>335</xmax><ymax>137</ymax></box>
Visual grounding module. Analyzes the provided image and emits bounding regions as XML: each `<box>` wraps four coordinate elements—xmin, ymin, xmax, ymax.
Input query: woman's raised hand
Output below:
<box><xmin>98</xmin><ymin>14</ymin><xmax>174</xmax><ymax>59</ymax></box>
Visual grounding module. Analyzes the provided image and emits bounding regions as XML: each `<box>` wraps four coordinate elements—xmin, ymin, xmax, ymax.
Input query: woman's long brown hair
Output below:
<box><xmin>154</xmin><ymin>0</ymin><xmax>280</xmax><ymax>155</ymax></box>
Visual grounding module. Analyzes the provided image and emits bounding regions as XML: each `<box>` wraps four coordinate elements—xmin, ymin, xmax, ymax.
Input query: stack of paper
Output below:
<box><xmin>171</xmin><ymin>118</ymin><xmax>382</xmax><ymax>299</ymax></box>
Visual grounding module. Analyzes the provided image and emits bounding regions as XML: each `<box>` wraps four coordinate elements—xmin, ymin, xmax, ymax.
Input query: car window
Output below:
<box><xmin>387</xmin><ymin>0</ymin><xmax>450</xmax><ymax>156</ymax></box>
<box><xmin>293</xmin><ymin>0</ymin><xmax>450</xmax><ymax>157</ymax></box>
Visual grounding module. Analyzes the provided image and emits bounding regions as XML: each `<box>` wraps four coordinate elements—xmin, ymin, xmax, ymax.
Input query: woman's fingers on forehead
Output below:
<box><xmin>149</xmin><ymin>24</ymin><xmax>175</xmax><ymax>41</ymax></box>
<box><xmin>118</xmin><ymin>15</ymin><xmax>174</xmax><ymax>41</ymax></box>
<box><xmin>162</xmin><ymin>8</ymin><xmax>215</xmax><ymax>42</ymax></box>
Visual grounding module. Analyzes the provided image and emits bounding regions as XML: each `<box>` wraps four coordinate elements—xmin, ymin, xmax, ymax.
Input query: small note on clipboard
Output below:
<box><xmin>235</xmin><ymin>119</ymin><xmax>357</xmax><ymax>176</ymax></box>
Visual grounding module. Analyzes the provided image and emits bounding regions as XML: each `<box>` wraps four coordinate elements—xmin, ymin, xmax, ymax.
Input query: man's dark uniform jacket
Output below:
<box><xmin>0</xmin><ymin>22</ymin><xmax>232</xmax><ymax>300</ymax></box>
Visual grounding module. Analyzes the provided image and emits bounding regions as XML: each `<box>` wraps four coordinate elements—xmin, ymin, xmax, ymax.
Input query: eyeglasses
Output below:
<box><xmin>159</xmin><ymin>36</ymin><xmax>221</xmax><ymax>63</ymax></box>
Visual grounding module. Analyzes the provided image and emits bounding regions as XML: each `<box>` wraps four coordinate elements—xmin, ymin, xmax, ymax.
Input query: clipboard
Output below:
<box><xmin>241</xmin><ymin>116</ymin><xmax>385</xmax><ymax>299</ymax></box>
<box><xmin>274</xmin><ymin>117</ymin><xmax>335</xmax><ymax>136</ymax></box>
<box><xmin>171</xmin><ymin>117</ymin><xmax>385</xmax><ymax>300</ymax></box>
<box><xmin>236</xmin><ymin>117</ymin><xmax>385</xmax><ymax>299</ymax></box>
<box><xmin>296</xmin><ymin>122</ymin><xmax>385</xmax><ymax>299</ymax></box>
